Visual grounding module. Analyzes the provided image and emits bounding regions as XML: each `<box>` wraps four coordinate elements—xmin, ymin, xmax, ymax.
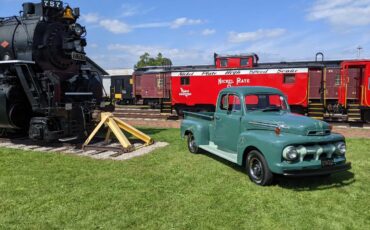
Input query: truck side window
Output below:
<box><xmin>229</xmin><ymin>94</ymin><xmax>241</xmax><ymax>112</ymax></box>
<box><xmin>220</xmin><ymin>94</ymin><xmax>241</xmax><ymax>113</ymax></box>
<box><xmin>220</xmin><ymin>94</ymin><xmax>228</xmax><ymax>110</ymax></box>
<box><xmin>181</xmin><ymin>77</ymin><xmax>190</xmax><ymax>85</ymax></box>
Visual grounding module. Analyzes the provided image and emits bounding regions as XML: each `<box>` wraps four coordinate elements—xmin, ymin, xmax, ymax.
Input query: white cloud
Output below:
<box><xmin>99</xmin><ymin>19</ymin><xmax>131</xmax><ymax>34</ymax></box>
<box><xmin>81</xmin><ymin>12</ymin><xmax>204</xmax><ymax>33</ymax></box>
<box><xmin>132</xmin><ymin>22</ymin><xmax>171</xmax><ymax>29</ymax></box>
<box><xmin>228</xmin><ymin>28</ymin><xmax>286</xmax><ymax>43</ymax></box>
<box><xmin>202</xmin><ymin>28</ymin><xmax>216</xmax><ymax>36</ymax></box>
<box><xmin>132</xmin><ymin>17</ymin><xmax>204</xmax><ymax>29</ymax></box>
<box><xmin>120</xmin><ymin>4</ymin><xmax>155</xmax><ymax>17</ymax></box>
<box><xmin>121</xmin><ymin>4</ymin><xmax>140</xmax><ymax>17</ymax></box>
<box><xmin>90</xmin><ymin>43</ymin><xmax>99</xmax><ymax>48</ymax></box>
<box><xmin>308</xmin><ymin>0</ymin><xmax>370</xmax><ymax>27</ymax></box>
<box><xmin>170</xmin><ymin>17</ymin><xmax>204</xmax><ymax>29</ymax></box>
<box><xmin>106</xmin><ymin>44</ymin><xmax>212</xmax><ymax>67</ymax></box>
<box><xmin>81</xmin><ymin>13</ymin><xmax>100</xmax><ymax>23</ymax></box>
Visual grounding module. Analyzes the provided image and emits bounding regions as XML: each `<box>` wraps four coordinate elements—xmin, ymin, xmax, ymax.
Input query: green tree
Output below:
<box><xmin>135</xmin><ymin>52</ymin><xmax>172</xmax><ymax>68</ymax></box>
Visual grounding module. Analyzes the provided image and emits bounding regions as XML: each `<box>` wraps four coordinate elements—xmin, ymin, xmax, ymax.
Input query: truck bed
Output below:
<box><xmin>183</xmin><ymin>111</ymin><xmax>214</xmax><ymax>120</ymax></box>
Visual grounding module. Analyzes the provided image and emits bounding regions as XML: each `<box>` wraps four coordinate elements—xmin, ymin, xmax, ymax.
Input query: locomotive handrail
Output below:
<box><xmin>0</xmin><ymin>60</ymin><xmax>35</xmax><ymax>64</ymax></box>
<box><xmin>315</xmin><ymin>52</ymin><xmax>324</xmax><ymax>62</ymax></box>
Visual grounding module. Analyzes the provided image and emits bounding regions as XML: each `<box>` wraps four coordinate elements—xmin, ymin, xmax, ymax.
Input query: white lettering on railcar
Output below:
<box><xmin>179</xmin><ymin>88</ymin><xmax>192</xmax><ymax>97</ymax></box>
<box><xmin>236</xmin><ymin>78</ymin><xmax>250</xmax><ymax>84</ymax></box>
<box><xmin>218</xmin><ymin>78</ymin><xmax>234</xmax><ymax>86</ymax></box>
<box><xmin>171</xmin><ymin>68</ymin><xmax>308</xmax><ymax>77</ymax></box>
<box><xmin>250</xmin><ymin>70</ymin><xmax>268</xmax><ymax>74</ymax></box>
<box><xmin>201</xmin><ymin>71</ymin><xmax>217</xmax><ymax>76</ymax></box>
<box><xmin>179</xmin><ymin>72</ymin><xmax>194</xmax><ymax>76</ymax></box>
<box><xmin>225</xmin><ymin>70</ymin><xmax>241</xmax><ymax>75</ymax></box>
<box><xmin>277</xmin><ymin>69</ymin><xmax>298</xmax><ymax>73</ymax></box>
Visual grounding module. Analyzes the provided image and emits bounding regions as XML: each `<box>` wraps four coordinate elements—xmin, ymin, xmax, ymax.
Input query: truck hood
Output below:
<box><xmin>247</xmin><ymin>111</ymin><xmax>331</xmax><ymax>136</ymax></box>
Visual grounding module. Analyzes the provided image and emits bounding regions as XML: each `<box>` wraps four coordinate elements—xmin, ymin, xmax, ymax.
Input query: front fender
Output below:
<box><xmin>237</xmin><ymin>130</ymin><xmax>283</xmax><ymax>171</ymax></box>
<box><xmin>180</xmin><ymin>120</ymin><xmax>210</xmax><ymax>146</ymax></box>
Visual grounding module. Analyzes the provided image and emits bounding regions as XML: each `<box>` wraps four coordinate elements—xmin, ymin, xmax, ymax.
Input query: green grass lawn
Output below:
<box><xmin>0</xmin><ymin>128</ymin><xmax>369</xmax><ymax>229</ymax></box>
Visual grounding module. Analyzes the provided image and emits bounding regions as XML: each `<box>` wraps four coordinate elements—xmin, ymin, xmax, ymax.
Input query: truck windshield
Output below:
<box><xmin>245</xmin><ymin>94</ymin><xmax>288</xmax><ymax>112</ymax></box>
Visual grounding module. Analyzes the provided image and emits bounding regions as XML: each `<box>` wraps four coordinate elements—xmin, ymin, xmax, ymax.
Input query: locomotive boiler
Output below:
<box><xmin>0</xmin><ymin>1</ymin><xmax>106</xmax><ymax>142</ymax></box>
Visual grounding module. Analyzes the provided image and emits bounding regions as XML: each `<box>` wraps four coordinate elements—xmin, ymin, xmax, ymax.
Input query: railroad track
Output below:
<box><xmin>114</xmin><ymin>106</ymin><xmax>370</xmax><ymax>129</ymax></box>
<box><xmin>328</xmin><ymin>122</ymin><xmax>370</xmax><ymax>129</ymax></box>
<box><xmin>0</xmin><ymin>137</ymin><xmax>168</xmax><ymax>161</ymax></box>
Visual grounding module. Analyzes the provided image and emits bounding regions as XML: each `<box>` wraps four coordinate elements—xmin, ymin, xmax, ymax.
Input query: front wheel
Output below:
<box><xmin>246</xmin><ymin>150</ymin><xmax>274</xmax><ymax>186</ymax></box>
<box><xmin>187</xmin><ymin>132</ymin><xmax>201</xmax><ymax>154</ymax></box>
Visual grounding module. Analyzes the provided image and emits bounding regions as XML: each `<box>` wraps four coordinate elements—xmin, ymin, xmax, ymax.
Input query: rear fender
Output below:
<box><xmin>181</xmin><ymin>120</ymin><xmax>210</xmax><ymax>146</ymax></box>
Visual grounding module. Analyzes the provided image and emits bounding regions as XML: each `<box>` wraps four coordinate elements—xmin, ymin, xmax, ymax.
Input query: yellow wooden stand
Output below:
<box><xmin>83</xmin><ymin>112</ymin><xmax>154</xmax><ymax>152</ymax></box>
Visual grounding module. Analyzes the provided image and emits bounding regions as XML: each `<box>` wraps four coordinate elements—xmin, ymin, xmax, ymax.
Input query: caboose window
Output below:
<box><xmin>220</xmin><ymin>59</ymin><xmax>228</xmax><ymax>67</ymax></box>
<box><xmin>181</xmin><ymin>77</ymin><xmax>190</xmax><ymax>85</ymax></box>
<box><xmin>283</xmin><ymin>74</ymin><xmax>295</xmax><ymax>84</ymax></box>
<box><xmin>240</xmin><ymin>58</ymin><xmax>249</xmax><ymax>67</ymax></box>
<box><xmin>368</xmin><ymin>77</ymin><xmax>370</xmax><ymax>90</ymax></box>
<box><xmin>335</xmin><ymin>75</ymin><xmax>341</xmax><ymax>86</ymax></box>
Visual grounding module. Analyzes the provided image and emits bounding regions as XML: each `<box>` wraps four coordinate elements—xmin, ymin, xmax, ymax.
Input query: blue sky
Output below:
<box><xmin>2</xmin><ymin>0</ymin><xmax>370</xmax><ymax>69</ymax></box>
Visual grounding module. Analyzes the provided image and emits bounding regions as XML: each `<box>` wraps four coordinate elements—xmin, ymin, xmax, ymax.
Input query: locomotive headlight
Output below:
<box><xmin>283</xmin><ymin>146</ymin><xmax>299</xmax><ymax>161</ymax></box>
<box><xmin>73</xmin><ymin>23</ymin><xmax>85</xmax><ymax>36</ymax></box>
<box><xmin>336</xmin><ymin>142</ymin><xmax>346</xmax><ymax>155</ymax></box>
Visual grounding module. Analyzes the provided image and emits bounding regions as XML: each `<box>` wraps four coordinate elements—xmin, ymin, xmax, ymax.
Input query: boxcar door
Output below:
<box><xmin>325</xmin><ymin>68</ymin><xmax>341</xmax><ymax>99</ymax></box>
<box><xmin>347</xmin><ymin>68</ymin><xmax>362</xmax><ymax>100</ymax></box>
<box><xmin>309</xmin><ymin>69</ymin><xmax>322</xmax><ymax>99</ymax></box>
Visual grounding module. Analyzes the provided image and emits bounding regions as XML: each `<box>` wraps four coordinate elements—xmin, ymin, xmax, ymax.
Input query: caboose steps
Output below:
<box><xmin>347</xmin><ymin>102</ymin><xmax>362</xmax><ymax>122</ymax></box>
<box><xmin>308</xmin><ymin>101</ymin><xmax>324</xmax><ymax>120</ymax></box>
<box><xmin>160</xmin><ymin>100</ymin><xmax>173</xmax><ymax>114</ymax></box>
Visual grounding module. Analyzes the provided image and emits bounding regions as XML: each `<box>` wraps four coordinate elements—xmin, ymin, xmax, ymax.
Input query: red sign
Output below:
<box><xmin>1</xmin><ymin>41</ymin><xmax>9</xmax><ymax>48</ymax></box>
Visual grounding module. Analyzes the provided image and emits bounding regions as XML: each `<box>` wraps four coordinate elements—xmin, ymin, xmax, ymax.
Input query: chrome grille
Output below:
<box><xmin>307</xmin><ymin>130</ymin><xmax>331</xmax><ymax>136</ymax></box>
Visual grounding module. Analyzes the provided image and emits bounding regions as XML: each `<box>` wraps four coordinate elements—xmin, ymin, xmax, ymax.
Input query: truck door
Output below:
<box><xmin>214</xmin><ymin>94</ymin><xmax>242</xmax><ymax>152</ymax></box>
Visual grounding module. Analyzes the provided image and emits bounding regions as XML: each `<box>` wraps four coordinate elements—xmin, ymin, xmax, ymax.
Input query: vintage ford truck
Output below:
<box><xmin>181</xmin><ymin>86</ymin><xmax>351</xmax><ymax>186</ymax></box>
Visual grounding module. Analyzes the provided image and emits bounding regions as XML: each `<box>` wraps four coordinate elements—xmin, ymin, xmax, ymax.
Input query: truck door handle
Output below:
<box><xmin>215</xmin><ymin>116</ymin><xmax>220</xmax><ymax>120</ymax></box>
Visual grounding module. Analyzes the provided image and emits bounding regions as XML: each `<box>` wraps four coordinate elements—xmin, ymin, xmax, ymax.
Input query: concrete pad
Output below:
<box><xmin>114</xmin><ymin>142</ymin><xmax>169</xmax><ymax>161</ymax></box>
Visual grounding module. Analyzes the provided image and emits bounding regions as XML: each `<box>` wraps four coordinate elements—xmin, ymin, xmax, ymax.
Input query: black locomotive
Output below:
<box><xmin>0</xmin><ymin>1</ymin><xmax>106</xmax><ymax>142</ymax></box>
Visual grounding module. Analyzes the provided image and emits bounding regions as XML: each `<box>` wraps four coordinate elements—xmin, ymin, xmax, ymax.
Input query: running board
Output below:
<box><xmin>199</xmin><ymin>143</ymin><xmax>238</xmax><ymax>163</ymax></box>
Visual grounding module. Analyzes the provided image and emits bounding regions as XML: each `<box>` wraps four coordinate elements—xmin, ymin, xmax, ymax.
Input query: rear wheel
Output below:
<box><xmin>187</xmin><ymin>132</ymin><xmax>200</xmax><ymax>154</ymax></box>
<box><xmin>246</xmin><ymin>150</ymin><xmax>274</xmax><ymax>186</ymax></box>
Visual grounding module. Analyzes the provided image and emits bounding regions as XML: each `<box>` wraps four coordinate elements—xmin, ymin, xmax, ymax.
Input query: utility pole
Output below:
<box><xmin>357</xmin><ymin>46</ymin><xmax>363</xmax><ymax>59</ymax></box>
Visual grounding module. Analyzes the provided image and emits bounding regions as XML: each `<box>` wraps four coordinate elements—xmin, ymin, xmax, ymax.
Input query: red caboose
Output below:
<box><xmin>170</xmin><ymin>53</ymin><xmax>370</xmax><ymax>122</ymax></box>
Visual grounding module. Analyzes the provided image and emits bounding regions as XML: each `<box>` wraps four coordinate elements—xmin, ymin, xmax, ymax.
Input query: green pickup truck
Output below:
<box><xmin>181</xmin><ymin>86</ymin><xmax>351</xmax><ymax>186</ymax></box>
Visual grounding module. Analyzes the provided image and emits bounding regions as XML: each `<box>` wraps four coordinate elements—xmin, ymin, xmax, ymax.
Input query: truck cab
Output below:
<box><xmin>181</xmin><ymin>86</ymin><xmax>351</xmax><ymax>186</ymax></box>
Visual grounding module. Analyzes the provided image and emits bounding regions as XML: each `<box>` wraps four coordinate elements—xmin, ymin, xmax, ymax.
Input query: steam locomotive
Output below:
<box><xmin>0</xmin><ymin>1</ymin><xmax>107</xmax><ymax>142</ymax></box>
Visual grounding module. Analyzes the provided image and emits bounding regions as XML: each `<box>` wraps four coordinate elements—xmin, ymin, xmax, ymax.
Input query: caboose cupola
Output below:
<box><xmin>214</xmin><ymin>53</ymin><xmax>259</xmax><ymax>69</ymax></box>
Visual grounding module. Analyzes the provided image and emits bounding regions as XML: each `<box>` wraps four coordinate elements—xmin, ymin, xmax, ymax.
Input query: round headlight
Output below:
<box><xmin>283</xmin><ymin>146</ymin><xmax>299</xmax><ymax>161</ymax></box>
<box><xmin>73</xmin><ymin>24</ymin><xmax>85</xmax><ymax>36</ymax></box>
<box><xmin>336</xmin><ymin>142</ymin><xmax>346</xmax><ymax>155</ymax></box>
